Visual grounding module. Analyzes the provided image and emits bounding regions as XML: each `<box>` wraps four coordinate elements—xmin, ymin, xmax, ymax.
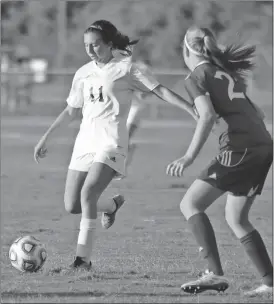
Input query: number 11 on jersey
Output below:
<box><xmin>89</xmin><ymin>86</ymin><xmax>104</xmax><ymax>102</ymax></box>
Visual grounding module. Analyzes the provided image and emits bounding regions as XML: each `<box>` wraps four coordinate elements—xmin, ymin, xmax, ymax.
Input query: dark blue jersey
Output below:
<box><xmin>185</xmin><ymin>62</ymin><xmax>272</xmax><ymax>150</ymax></box>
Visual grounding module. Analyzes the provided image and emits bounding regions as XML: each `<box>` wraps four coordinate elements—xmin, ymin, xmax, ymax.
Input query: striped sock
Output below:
<box><xmin>240</xmin><ymin>230</ymin><xmax>273</xmax><ymax>286</ymax></box>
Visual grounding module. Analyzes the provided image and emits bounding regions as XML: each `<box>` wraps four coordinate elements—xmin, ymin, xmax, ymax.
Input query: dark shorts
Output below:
<box><xmin>199</xmin><ymin>145</ymin><xmax>273</xmax><ymax>197</ymax></box>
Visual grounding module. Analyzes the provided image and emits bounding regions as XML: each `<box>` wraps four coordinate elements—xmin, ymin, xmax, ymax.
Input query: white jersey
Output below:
<box><xmin>67</xmin><ymin>56</ymin><xmax>159</xmax><ymax>156</ymax></box>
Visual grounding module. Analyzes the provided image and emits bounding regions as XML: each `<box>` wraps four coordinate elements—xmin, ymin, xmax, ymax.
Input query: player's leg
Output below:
<box><xmin>180</xmin><ymin>179</ymin><xmax>229</xmax><ymax>293</ymax></box>
<box><xmin>226</xmin><ymin>146</ymin><xmax>273</xmax><ymax>296</ymax></box>
<box><xmin>64</xmin><ymin>169</ymin><xmax>122</xmax><ymax>216</ymax></box>
<box><xmin>94</xmin><ymin>153</ymin><xmax>127</xmax><ymax>229</ymax></box>
<box><xmin>63</xmin><ymin>169</ymin><xmax>87</xmax><ymax>268</ymax></box>
<box><xmin>101</xmin><ymin>98</ymin><xmax>144</xmax><ymax>220</ymax></box>
<box><xmin>97</xmin><ymin>100</ymin><xmax>143</xmax><ymax>229</ymax></box>
<box><xmin>225</xmin><ymin>194</ymin><xmax>255</xmax><ymax>238</ymax></box>
<box><xmin>72</xmin><ymin>162</ymin><xmax>116</xmax><ymax>268</ymax></box>
<box><xmin>64</xmin><ymin>169</ymin><xmax>87</xmax><ymax>214</ymax></box>
<box><xmin>226</xmin><ymin>194</ymin><xmax>273</xmax><ymax>296</ymax></box>
<box><xmin>181</xmin><ymin>179</ymin><xmax>224</xmax><ymax>273</ymax></box>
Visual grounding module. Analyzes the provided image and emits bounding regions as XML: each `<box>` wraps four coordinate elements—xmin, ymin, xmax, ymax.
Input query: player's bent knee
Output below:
<box><xmin>225</xmin><ymin>213</ymin><xmax>237</xmax><ymax>227</ymax></box>
<box><xmin>225</xmin><ymin>213</ymin><xmax>249</xmax><ymax>231</ymax></box>
<box><xmin>65</xmin><ymin>204</ymin><xmax>81</xmax><ymax>214</ymax></box>
<box><xmin>64</xmin><ymin>196</ymin><xmax>81</xmax><ymax>214</ymax></box>
<box><xmin>180</xmin><ymin>199</ymin><xmax>194</xmax><ymax>219</ymax></box>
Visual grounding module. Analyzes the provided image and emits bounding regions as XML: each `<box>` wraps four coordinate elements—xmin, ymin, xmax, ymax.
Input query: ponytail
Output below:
<box><xmin>112</xmin><ymin>31</ymin><xmax>139</xmax><ymax>56</ymax></box>
<box><xmin>185</xmin><ymin>26</ymin><xmax>256</xmax><ymax>79</ymax></box>
<box><xmin>204</xmin><ymin>37</ymin><xmax>256</xmax><ymax>75</ymax></box>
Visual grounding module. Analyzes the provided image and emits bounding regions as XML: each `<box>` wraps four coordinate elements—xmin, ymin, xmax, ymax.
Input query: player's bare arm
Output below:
<box><xmin>167</xmin><ymin>95</ymin><xmax>216</xmax><ymax>177</ymax></box>
<box><xmin>152</xmin><ymin>84</ymin><xmax>198</xmax><ymax>121</ymax></box>
<box><xmin>34</xmin><ymin>105</ymin><xmax>80</xmax><ymax>163</ymax></box>
<box><xmin>184</xmin><ymin>95</ymin><xmax>216</xmax><ymax>160</ymax></box>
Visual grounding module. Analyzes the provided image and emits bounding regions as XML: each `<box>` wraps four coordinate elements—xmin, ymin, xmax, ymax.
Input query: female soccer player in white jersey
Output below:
<box><xmin>167</xmin><ymin>26</ymin><xmax>273</xmax><ymax>296</ymax></box>
<box><xmin>34</xmin><ymin>20</ymin><xmax>197</xmax><ymax>270</ymax></box>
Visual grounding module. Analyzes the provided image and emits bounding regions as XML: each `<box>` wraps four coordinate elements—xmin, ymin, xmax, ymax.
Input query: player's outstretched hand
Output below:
<box><xmin>166</xmin><ymin>155</ymin><xmax>193</xmax><ymax>177</ymax></box>
<box><xmin>34</xmin><ymin>138</ymin><xmax>48</xmax><ymax>164</ymax></box>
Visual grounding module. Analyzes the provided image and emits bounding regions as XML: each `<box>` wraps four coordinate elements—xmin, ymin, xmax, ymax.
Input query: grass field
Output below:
<box><xmin>1</xmin><ymin>93</ymin><xmax>273</xmax><ymax>303</ymax></box>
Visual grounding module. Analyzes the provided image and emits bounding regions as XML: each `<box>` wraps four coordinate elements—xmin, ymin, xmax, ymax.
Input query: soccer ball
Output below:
<box><xmin>9</xmin><ymin>235</ymin><xmax>47</xmax><ymax>273</ymax></box>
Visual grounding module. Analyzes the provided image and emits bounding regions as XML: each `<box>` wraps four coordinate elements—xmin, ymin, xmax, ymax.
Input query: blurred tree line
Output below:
<box><xmin>1</xmin><ymin>0</ymin><xmax>273</xmax><ymax>88</ymax></box>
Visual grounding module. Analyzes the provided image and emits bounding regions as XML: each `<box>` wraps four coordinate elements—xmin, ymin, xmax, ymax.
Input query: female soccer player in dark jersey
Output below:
<box><xmin>166</xmin><ymin>26</ymin><xmax>273</xmax><ymax>296</ymax></box>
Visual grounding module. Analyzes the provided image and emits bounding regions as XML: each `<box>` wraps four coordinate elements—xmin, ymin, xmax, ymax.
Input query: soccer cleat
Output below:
<box><xmin>244</xmin><ymin>284</ymin><xmax>273</xmax><ymax>297</ymax></box>
<box><xmin>69</xmin><ymin>256</ymin><xmax>92</xmax><ymax>271</ymax></box>
<box><xmin>181</xmin><ymin>270</ymin><xmax>229</xmax><ymax>294</ymax></box>
<box><xmin>101</xmin><ymin>195</ymin><xmax>125</xmax><ymax>229</ymax></box>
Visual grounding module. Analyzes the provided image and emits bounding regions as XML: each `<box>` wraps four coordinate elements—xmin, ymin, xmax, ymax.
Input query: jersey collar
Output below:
<box><xmin>185</xmin><ymin>60</ymin><xmax>210</xmax><ymax>80</ymax></box>
<box><xmin>194</xmin><ymin>60</ymin><xmax>210</xmax><ymax>70</ymax></box>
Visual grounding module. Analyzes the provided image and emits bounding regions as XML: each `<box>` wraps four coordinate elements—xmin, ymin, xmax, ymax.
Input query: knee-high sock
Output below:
<box><xmin>240</xmin><ymin>230</ymin><xmax>273</xmax><ymax>286</ymax></box>
<box><xmin>76</xmin><ymin>218</ymin><xmax>96</xmax><ymax>263</ymax></box>
<box><xmin>188</xmin><ymin>213</ymin><xmax>224</xmax><ymax>275</ymax></box>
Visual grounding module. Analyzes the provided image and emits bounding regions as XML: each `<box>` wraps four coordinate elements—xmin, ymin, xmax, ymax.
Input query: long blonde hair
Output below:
<box><xmin>184</xmin><ymin>26</ymin><xmax>256</xmax><ymax>79</ymax></box>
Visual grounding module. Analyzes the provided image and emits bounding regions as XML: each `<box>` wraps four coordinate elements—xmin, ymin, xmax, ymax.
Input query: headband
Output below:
<box><xmin>87</xmin><ymin>25</ymin><xmax>121</xmax><ymax>39</ymax></box>
<box><xmin>184</xmin><ymin>35</ymin><xmax>202</xmax><ymax>56</ymax></box>
<box><xmin>88</xmin><ymin>25</ymin><xmax>103</xmax><ymax>31</ymax></box>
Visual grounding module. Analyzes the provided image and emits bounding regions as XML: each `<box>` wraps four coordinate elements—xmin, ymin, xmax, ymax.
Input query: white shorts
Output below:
<box><xmin>68</xmin><ymin>150</ymin><xmax>126</xmax><ymax>180</ymax></box>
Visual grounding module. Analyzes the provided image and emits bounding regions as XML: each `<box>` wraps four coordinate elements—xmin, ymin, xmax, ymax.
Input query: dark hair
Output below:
<box><xmin>84</xmin><ymin>20</ymin><xmax>139</xmax><ymax>56</ymax></box>
<box><xmin>185</xmin><ymin>26</ymin><xmax>256</xmax><ymax>79</ymax></box>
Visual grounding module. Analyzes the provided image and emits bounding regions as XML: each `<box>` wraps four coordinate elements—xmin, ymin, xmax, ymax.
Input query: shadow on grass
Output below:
<box><xmin>1</xmin><ymin>290</ymin><xmax>189</xmax><ymax>299</ymax></box>
<box><xmin>44</xmin><ymin>268</ymin><xmax>140</xmax><ymax>277</ymax></box>
<box><xmin>1</xmin><ymin>291</ymin><xmax>105</xmax><ymax>298</ymax></box>
<box><xmin>117</xmin><ymin>291</ymin><xmax>189</xmax><ymax>298</ymax></box>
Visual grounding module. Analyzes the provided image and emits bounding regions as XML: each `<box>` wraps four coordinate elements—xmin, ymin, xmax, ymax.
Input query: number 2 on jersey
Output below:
<box><xmin>214</xmin><ymin>71</ymin><xmax>245</xmax><ymax>101</ymax></box>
